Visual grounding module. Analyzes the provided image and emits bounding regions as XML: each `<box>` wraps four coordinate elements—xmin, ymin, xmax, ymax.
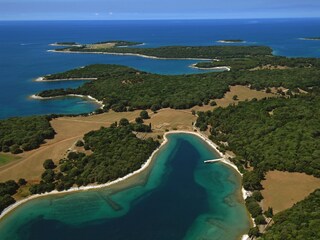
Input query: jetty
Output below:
<box><xmin>204</xmin><ymin>158</ymin><xmax>224</xmax><ymax>163</ymax></box>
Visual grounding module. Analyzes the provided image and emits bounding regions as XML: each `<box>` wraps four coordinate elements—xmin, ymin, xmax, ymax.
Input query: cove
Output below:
<box><xmin>0</xmin><ymin>133</ymin><xmax>251</xmax><ymax>240</ymax></box>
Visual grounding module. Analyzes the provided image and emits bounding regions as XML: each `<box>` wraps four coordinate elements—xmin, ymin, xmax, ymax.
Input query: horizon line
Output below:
<box><xmin>1</xmin><ymin>16</ymin><xmax>320</xmax><ymax>21</ymax></box>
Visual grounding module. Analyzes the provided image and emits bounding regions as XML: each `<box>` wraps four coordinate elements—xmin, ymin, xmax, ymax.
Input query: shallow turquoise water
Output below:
<box><xmin>0</xmin><ymin>133</ymin><xmax>250</xmax><ymax>240</ymax></box>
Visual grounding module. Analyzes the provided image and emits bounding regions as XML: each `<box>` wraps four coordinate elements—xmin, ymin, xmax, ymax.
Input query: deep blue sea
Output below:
<box><xmin>0</xmin><ymin>18</ymin><xmax>320</xmax><ymax>119</ymax></box>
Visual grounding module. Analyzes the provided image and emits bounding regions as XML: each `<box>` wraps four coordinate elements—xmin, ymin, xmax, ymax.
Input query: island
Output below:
<box><xmin>301</xmin><ymin>37</ymin><xmax>320</xmax><ymax>40</ymax></box>
<box><xmin>1</xmin><ymin>43</ymin><xmax>320</xmax><ymax>239</ymax></box>
<box><xmin>191</xmin><ymin>55</ymin><xmax>318</xmax><ymax>71</ymax></box>
<box><xmin>51</xmin><ymin>40</ymin><xmax>272</xmax><ymax>59</ymax></box>
<box><xmin>50</xmin><ymin>42</ymin><xmax>82</xmax><ymax>47</ymax></box>
<box><xmin>217</xmin><ymin>39</ymin><xmax>245</xmax><ymax>43</ymax></box>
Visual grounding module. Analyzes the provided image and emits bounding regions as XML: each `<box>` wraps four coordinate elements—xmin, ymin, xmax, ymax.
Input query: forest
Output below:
<box><xmin>0</xmin><ymin>180</ymin><xmax>24</xmax><ymax>214</ymax></box>
<box><xmin>261</xmin><ymin>189</ymin><xmax>320</xmax><ymax>240</ymax></box>
<box><xmin>194</xmin><ymin>56</ymin><xmax>320</xmax><ymax>71</ymax></box>
<box><xmin>37</xmin><ymin>63</ymin><xmax>320</xmax><ymax>112</ymax></box>
<box><xmin>29</xmin><ymin>124</ymin><xmax>159</xmax><ymax>194</ymax></box>
<box><xmin>196</xmin><ymin>95</ymin><xmax>320</xmax><ymax>180</ymax></box>
<box><xmin>57</xmin><ymin>44</ymin><xmax>272</xmax><ymax>59</ymax></box>
<box><xmin>0</xmin><ymin>116</ymin><xmax>56</xmax><ymax>154</ymax></box>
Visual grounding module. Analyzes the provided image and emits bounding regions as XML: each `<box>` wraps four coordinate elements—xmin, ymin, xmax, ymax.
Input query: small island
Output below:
<box><xmin>50</xmin><ymin>42</ymin><xmax>82</xmax><ymax>47</ymax></box>
<box><xmin>51</xmin><ymin>40</ymin><xmax>271</xmax><ymax>60</ymax></box>
<box><xmin>301</xmin><ymin>37</ymin><xmax>320</xmax><ymax>41</ymax></box>
<box><xmin>217</xmin><ymin>39</ymin><xmax>245</xmax><ymax>43</ymax></box>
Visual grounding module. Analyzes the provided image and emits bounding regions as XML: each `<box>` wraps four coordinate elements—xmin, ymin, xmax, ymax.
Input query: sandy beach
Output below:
<box><xmin>30</xmin><ymin>94</ymin><xmax>104</xmax><ymax>109</ymax></box>
<box><xmin>189</xmin><ymin>63</ymin><xmax>231</xmax><ymax>71</ymax></box>
<box><xmin>34</xmin><ymin>77</ymin><xmax>97</xmax><ymax>82</ymax></box>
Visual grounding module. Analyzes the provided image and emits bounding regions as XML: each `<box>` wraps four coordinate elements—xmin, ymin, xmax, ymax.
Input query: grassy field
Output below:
<box><xmin>0</xmin><ymin>153</ymin><xmax>20</xmax><ymax>166</ymax></box>
<box><xmin>261</xmin><ymin>171</ymin><xmax>320</xmax><ymax>214</ymax></box>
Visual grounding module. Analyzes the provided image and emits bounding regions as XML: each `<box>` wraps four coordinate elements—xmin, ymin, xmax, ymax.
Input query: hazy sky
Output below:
<box><xmin>1</xmin><ymin>0</ymin><xmax>320</xmax><ymax>20</ymax></box>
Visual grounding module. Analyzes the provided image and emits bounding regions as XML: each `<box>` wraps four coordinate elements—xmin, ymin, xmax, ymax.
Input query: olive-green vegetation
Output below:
<box><xmin>0</xmin><ymin>180</ymin><xmax>19</xmax><ymax>214</ymax></box>
<box><xmin>29</xmin><ymin>125</ymin><xmax>159</xmax><ymax>194</ymax></box>
<box><xmin>197</xmin><ymin>95</ymin><xmax>320</xmax><ymax>182</ymax></box>
<box><xmin>57</xmin><ymin>44</ymin><xmax>272</xmax><ymax>59</ymax></box>
<box><xmin>0</xmin><ymin>116</ymin><xmax>55</xmax><ymax>154</ymax></box>
<box><xmin>261</xmin><ymin>189</ymin><xmax>320</xmax><ymax>240</ymax></box>
<box><xmin>194</xmin><ymin>56</ymin><xmax>320</xmax><ymax>71</ymax></box>
<box><xmin>43</xmin><ymin>64</ymin><xmax>135</xmax><ymax>80</ymax></box>
<box><xmin>37</xmin><ymin>63</ymin><xmax>320</xmax><ymax>112</ymax></box>
<box><xmin>0</xmin><ymin>153</ymin><xmax>20</xmax><ymax>166</ymax></box>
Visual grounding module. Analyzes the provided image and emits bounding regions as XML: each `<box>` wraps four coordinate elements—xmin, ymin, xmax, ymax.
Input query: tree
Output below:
<box><xmin>210</xmin><ymin>101</ymin><xmax>217</xmax><ymax>106</ymax></box>
<box><xmin>232</xmin><ymin>95</ymin><xmax>238</xmax><ymax>100</ymax></box>
<box><xmin>150</xmin><ymin>104</ymin><xmax>160</xmax><ymax>112</ymax></box>
<box><xmin>264</xmin><ymin>207</ymin><xmax>273</xmax><ymax>218</ymax></box>
<box><xmin>119</xmin><ymin>118</ymin><xmax>130</xmax><ymax>126</ymax></box>
<box><xmin>0</xmin><ymin>195</ymin><xmax>16</xmax><ymax>214</ymax></box>
<box><xmin>75</xmin><ymin>140</ymin><xmax>84</xmax><ymax>147</ymax></box>
<box><xmin>140</xmin><ymin>110</ymin><xmax>149</xmax><ymax>119</ymax></box>
<box><xmin>255</xmin><ymin>215</ymin><xmax>267</xmax><ymax>225</ymax></box>
<box><xmin>248</xmin><ymin>227</ymin><xmax>260</xmax><ymax>237</ymax></box>
<box><xmin>135</xmin><ymin>117</ymin><xmax>144</xmax><ymax>124</ymax></box>
<box><xmin>10</xmin><ymin>144</ymin><xmax>22</xmax><ymax>154</ymax></box>
<box><xmin>252</xmin><ymin>190</ymin><xmax>264</xmax><ymax>202</ymax></box>
<box><xmin>43</xmin><ymin>159</ymin><xmax>56</xmax><ymax>169</ymax></box>
<box><xmin>243</xmin><ymin>171</ymin><xmax>263</xmax><ymax>191</ymax></box>
<box><xmin>18</xmin><ymin>178</ymin><xmax>27</xmax><ymax>186</ymax></box>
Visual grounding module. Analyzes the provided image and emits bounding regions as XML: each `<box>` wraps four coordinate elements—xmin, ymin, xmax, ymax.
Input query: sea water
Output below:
<box><xmin>0</xmin><ymin>133</ymin><xmax>250</xmax><ymax>240</ymax></box>
<box><xmin>0</xmin><ymin>19</ymin><xmax>320</xmax><ymax>118</ymax></box>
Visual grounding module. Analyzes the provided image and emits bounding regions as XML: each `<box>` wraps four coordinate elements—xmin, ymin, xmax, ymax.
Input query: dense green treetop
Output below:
<box><xmin>38</xmin><ymin>63</ymin><xmax>320</xmax><ymax>112</ymax></box>
<box><xmin>0</xmin><ymin>180</ymin><xmax>19</xmax><ymax>214</ymax></box>
<box><xmin>196</xmin><ymin>95</ymin><xmax>320</xmax><ymax>178</ymax></box>
<box><xmin>29</xmin><ymin>125</ymin><xmax>159</xmax><ymax>194</ymax></box>
<box><xmin>57</xmin><ymin>44</ymin><xmax>272</xmax><ymax>59</ymax></box>
<box><xmin>194</xmin><ymin>56</ymin><xmax>320</xmax><ymax>71</ymax></box>
<box><xmin>0</xmin><ymin>116</ymin><xmax>55</xmax><ymax>153</ymax></box>
<box><xmin>261</xmin><ymin>189</ymin><xmax>320</xmax><ymax>240</ymax></box>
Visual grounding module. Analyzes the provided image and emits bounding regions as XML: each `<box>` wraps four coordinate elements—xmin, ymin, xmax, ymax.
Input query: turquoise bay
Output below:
<box><xmin>0</xmin><ymin>133</ymin><xmax>250</xmax><ymax>240</ymax></box>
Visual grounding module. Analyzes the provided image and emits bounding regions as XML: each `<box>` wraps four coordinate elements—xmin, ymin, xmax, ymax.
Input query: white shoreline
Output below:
<box><xmin>298</xmin><ymin>37</ymin><xmax>320</xmax><ymax>41</ymax></box>
<box><xmin>30</xmin><ymin>94</ymin><xmax>104</xmax><ymax>109</ymax></box>
<box><xmin>217</xmin><ymin>40</ymin><xmax>246</xmax><ymax>44</ymax></box>
<box><xmin>189</xmin><ymin>63</ymin><xmax>231</xmax><ymax>71</ymax></box>
<box><xmin>0</xmin><ymin>130</ymin><xmax>253</xmax><ymax>239</ymax></box>
<box><xmin>34</xmin><ymin>77</ymin><xmax>98</xmax><ymax>82</ymax></box>
<box><xmin>49</xmin><ymin>43</ymin><xmax>83</xmax><ymax>47</ymax></box>
<box><xmin>47</xmin><ymin>49</ymin><xmax>213</xmax><ymax>61</ymax></box>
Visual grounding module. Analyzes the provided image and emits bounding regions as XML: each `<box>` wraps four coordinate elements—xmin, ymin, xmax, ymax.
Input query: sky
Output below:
<box><xmin>1</xmin><ymin>0</ymin><xmax>320</xmax><ymax>20</ymax></box>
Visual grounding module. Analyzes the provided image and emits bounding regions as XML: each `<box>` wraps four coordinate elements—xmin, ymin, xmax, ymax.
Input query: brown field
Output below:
<box><xmin>0</xmin><ymin>111</ymin><xmax>141</xmax><ymax>182</ymax></box>
<box><xmin>261</xmin><ymin>171</ymin><xmax>320</xmax><ymax>214</ymax></box>
<box><xmin>250</xmin><ymin>65</ymin><xmax>290</xmax><ymax>71</ymax></box>
<box><xmin>0</xmin><ymin>109</ymin><xmax>194</xmax><ymax>182</ymax></box>
<box><xmin>87</xmin><ymin>43</ymin><xmax>116</xmax><ymax>49</ymax></box>
<box><xmin>0</xmin><ymin>85</ymin><xmax>273</xmax><ymax>183</ymax></box>
<box><xmin>192</xmin><ymin>85</ymin><xmax>275</xmax><ymax>112</ymax></box>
